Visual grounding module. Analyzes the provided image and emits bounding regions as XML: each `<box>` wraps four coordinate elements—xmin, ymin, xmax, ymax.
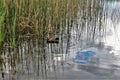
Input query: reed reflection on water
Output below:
<box><xmin>1</xmin><ymin>0</ymin><xmax>120</xmax><ymax>80</ymax></box>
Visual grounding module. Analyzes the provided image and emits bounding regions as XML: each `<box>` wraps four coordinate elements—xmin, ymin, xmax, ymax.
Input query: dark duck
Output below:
<box><xmin>47</xmin><ymin>37</ymin><xmax>59</xmax><ymax>43</ymax></box>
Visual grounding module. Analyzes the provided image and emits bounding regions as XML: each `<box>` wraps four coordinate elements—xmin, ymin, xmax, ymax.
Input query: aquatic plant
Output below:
<box><xmin>0</xmin><ymin>0</ymin><xmax>107</xmax><ymax>79</ymax></box>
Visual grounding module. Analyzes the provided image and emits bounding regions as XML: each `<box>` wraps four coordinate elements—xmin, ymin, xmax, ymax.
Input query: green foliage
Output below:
<box><xmin>11</xmin><ymin>11</ymin><xmax>17</xmax><ymax>48</ymax></box>
<box><xmin>0</xmin><ymin>0</ymin><xmax>5</xmax><ymax>69</ymax></box>
<box><xmin>0</xmin><ymin>12</ymin><xmax>5</xmax><ymax>47</ymax></box>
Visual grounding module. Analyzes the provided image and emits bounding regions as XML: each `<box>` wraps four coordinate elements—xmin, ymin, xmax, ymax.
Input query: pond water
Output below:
<box><xmin>1</xmin><ymin>0</ymin><xmax>120</xmax><ymax>80</ymax></box>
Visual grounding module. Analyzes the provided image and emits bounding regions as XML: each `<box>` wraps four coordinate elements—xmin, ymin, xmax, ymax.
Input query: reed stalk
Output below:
<box><xmin>0</xmin><ymin>0</ymin><xmax>106</xmax><ymax>79</ymax></box>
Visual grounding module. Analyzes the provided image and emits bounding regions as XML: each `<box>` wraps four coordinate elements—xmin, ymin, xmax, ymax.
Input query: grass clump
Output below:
<box><xmin>0</xmin><ymin>0</ymin><xmax>105</xmax><ymax>79</ymax></box>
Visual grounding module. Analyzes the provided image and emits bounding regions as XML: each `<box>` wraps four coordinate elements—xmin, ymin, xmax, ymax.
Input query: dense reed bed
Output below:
<box><xmin>0</xmin><ymin>0</ymin><xmax>106</xmax><ymax>79</ymax></box>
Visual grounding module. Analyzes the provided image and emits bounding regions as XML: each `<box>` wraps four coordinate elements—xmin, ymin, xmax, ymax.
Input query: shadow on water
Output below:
<box><xmin>77</xmin><ymin>65</ymin><xmax>115</xmax><ymax>76</ymax></box>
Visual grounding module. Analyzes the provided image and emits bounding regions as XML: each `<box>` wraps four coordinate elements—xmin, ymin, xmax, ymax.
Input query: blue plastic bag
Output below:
<box><xmin>72</xmin><ymin>51</ymin><xmax>96</xmax><ymax>64</ymax></box>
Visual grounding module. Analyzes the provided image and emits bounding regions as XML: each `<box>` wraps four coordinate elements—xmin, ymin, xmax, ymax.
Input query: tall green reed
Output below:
<box><xmin>0</xmin><ymin>0</ymin><xmax>105</xmax><ymax>79</ymax></box>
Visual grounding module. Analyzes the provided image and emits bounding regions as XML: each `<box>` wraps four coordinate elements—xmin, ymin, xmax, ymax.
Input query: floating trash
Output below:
<box><xmin>71</xmin><ymin>51</ymin><xmax>96</xmax><ymax>64</ymax></box>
